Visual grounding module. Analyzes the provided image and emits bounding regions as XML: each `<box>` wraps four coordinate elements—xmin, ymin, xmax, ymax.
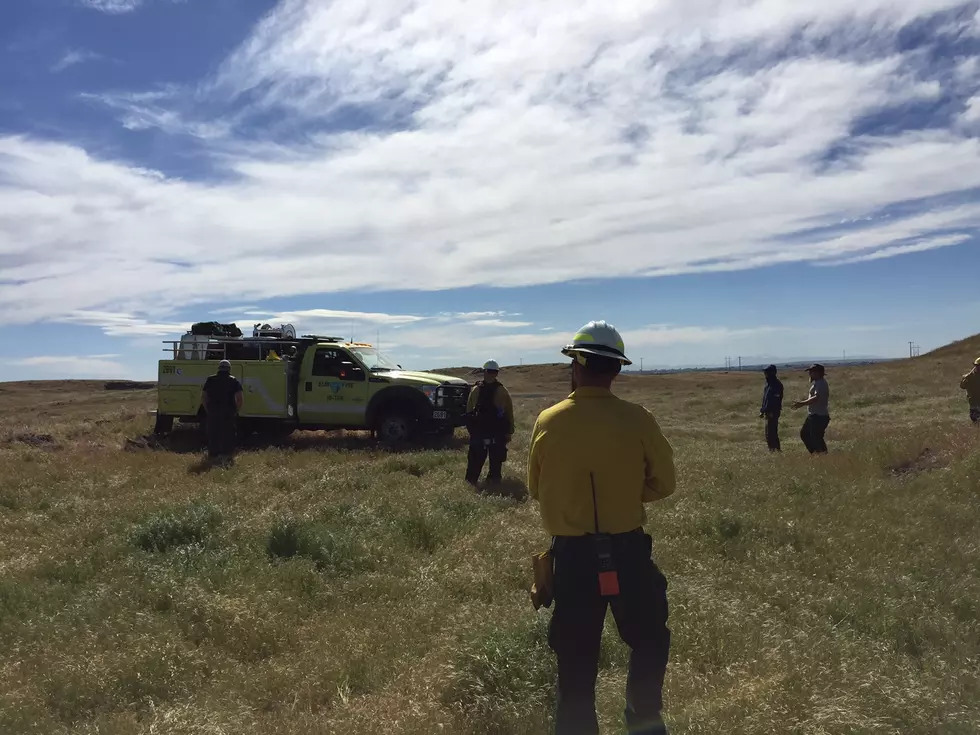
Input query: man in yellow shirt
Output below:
<box><xmin>961</xmin><ymin>357</ymin><xmax>980</xmax><ymax>424</ymax></box>
<box><xmin>464</xmin><ymin>359</ymin><xmax>515</xmax><ymax>485</ymax></box>
<box><xmin>528</xmin><ymin>321</ymin><xmax>676</xmax><ymax>735</ymax></box>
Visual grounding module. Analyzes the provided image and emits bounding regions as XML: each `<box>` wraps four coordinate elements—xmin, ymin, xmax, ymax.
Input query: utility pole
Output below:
<box><xmin>738</xmin><ymin>356</ymin><xmax>742</xmax><ymax>372</ymax></box>
<box><xmin>640</xmin><ymin>357</ymin><xmax>644</xmax><ymax>374</ymax></box>
<box><xmin>909</xmin><ymin>341</ymin><xmax>914</xmax><ymax>359</ymax></box>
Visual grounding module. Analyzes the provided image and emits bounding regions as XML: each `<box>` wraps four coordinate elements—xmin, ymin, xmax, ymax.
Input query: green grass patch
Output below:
<box><xmin>131</xmin><ymin>501</ymin><xmax>223</xmax><ymax>553</ymax></box>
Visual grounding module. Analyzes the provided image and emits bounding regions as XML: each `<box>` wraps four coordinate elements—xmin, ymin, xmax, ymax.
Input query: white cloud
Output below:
<box><xmin>51</xmin><ymin>50</ymin><xmax>100</xmax><ymax>73</ymax></box>
<box><xmin>962</xmin><ymin>94</ymin><xmax>980</xmax><ymax>124</ymax></box>
<box><xmin>3</xmin><ymin>0</ymin><xmax>980</xmax><ymax>327</ymax></box>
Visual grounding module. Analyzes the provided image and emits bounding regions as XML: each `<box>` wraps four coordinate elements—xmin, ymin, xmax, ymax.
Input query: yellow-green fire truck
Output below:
<box><xmin>154</xmin><ymin>322</ymin><xmax>471</xmax><ymax>443</ymax></box>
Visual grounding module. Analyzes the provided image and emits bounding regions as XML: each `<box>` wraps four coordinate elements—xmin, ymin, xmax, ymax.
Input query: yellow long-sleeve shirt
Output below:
<box><xmin>466</xmin><ymin>380</ymin><xmax>515</xmax><ymax>438</ymax></box>
<box><xmin>527</xmin><ymin>386</ymin><xmax>676</xmax><ymax>537</ymax></box>
<box><xmin>961</xmin><ymin>371</ymin><xmax>980</xmax><ymax>407</ymax></box>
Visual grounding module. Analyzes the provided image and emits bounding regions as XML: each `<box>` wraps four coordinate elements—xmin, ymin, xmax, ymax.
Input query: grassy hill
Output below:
<box><xmin>1</xmin><ymin>337</ymin><xmax>979</xmax><ymax>734</ymax></box>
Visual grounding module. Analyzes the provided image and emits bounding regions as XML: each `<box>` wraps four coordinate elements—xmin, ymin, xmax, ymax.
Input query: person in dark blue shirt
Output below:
<box><xmin>760</xmin><ymin>365</ymin><xmax>783</xmax><ymax>452</ymax></box>
<box><xmin>202</xmin><ymin>360</ymin><xmax>243</xmax><ymax>461</ymax></box>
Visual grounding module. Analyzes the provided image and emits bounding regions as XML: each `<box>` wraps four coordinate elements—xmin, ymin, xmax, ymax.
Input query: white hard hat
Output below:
<box><xmin>483</xmin><ymin>359</ymin><xmax>500</xmax><ymax>372</ymax></box>
<box><xmin>218</xmin><ymin>359</ymin><xmax>232</xmax><ymax>371</ymax></box>
<box><xmin>561</xmin><ymin>320</ymin><xmax>631</xmax><ymax>365</ymax></box>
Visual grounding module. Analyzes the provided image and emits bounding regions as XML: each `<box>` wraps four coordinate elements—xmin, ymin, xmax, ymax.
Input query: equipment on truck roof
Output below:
<box><xmin>191</xmin><ymin>321</ymin><xmax>243</xmax><ymax>338</ymax></box>
<box><xmin>253</xmin><ymin>323</ymin><xmax>297</xmax><ymax>340</ymax></box>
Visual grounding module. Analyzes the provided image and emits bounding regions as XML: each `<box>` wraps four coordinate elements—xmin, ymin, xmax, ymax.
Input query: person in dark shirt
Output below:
<box><xmin>464</xmin><ymin>359</ymin><xmax>515</xmax><ymax>485</ymax></box>
<box><xmin>201</xmin><ymin>360</ymin><xmax>243</xmax><ymax>460</ymax></box>
<box><xmin>760</xmin><ymin>365</ymin><xmax>783</xmax><ymax>452</ymax></box>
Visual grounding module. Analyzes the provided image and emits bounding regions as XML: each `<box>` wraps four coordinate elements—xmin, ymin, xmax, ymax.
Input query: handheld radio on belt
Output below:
<box><xmin>591</xmin><ymin>472</ymin><xmax>620</xmax><ymax>597</ymax></box>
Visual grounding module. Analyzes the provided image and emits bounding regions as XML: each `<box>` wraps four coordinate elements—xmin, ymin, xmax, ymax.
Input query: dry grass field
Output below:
<box><xmin>1</xmin><ymin>338</ymin><xmax>979</xmax><ymax>734</ymax></box>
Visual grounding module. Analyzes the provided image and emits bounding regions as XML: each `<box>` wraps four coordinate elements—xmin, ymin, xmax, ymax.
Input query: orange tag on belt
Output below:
<box><xmin>598</xmin><ymin>570</ymin><xmax>620</xmax><ymax>596</ymax></box>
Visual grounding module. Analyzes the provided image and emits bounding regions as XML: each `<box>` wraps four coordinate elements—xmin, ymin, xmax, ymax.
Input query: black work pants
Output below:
<box><xmin>206</xmin><ymin>413</ymin><xmax>237</xmax><ymax>458</ymax></box>
<box><xmin>800</xmin><ymin>414</ymin><xmax>830</xmax><ymax>454</ymax></box>
<box><xmin>549</xmin><ymin>530</ymin><xmax>670</xmax><ymax>735</ymax></box>
<box><xmin>465</xmin><ymin>436</ymin><xmax>506</xmax><ymax>483</ymax></box>
<box><xmin>765</xmin><ymin>414</ymin><xmax>781</xmax><ymax>452</ymax></box>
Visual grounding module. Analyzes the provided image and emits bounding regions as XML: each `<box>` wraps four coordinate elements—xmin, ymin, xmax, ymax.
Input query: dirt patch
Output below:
<box><xmin>5</xmin><ymin>432</ymin><xmax>59</xmax><ymax>449</ymax></box>
<box><xmin>124</xmin><ymin>435</ymin><xmax>167</xmax><ymax>451</ymax></box>
<box><xmin>889</xmin><ymin>448</ymin><xmax>946</xmax><ymax>477</ymax></box>
<box><xmin>104</xmin><ymin>381</ymin><xmax>156</xmax><ymax>391</ymax></box>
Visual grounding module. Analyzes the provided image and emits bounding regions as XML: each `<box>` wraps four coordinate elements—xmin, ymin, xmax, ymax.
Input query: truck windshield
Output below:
<box><xmin>349</xmin><ymin>347</ymin><xmax>402</xmax><ymax>371</ymax></box>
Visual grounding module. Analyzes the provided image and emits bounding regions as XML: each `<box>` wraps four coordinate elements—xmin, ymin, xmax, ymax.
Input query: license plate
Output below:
<box><xmin>432</xmin><ymin>411</ymin><xmax>448</xmax><ymax>420</ymax></box>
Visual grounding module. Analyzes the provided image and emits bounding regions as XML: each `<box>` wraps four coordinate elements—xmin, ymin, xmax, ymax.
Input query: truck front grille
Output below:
<box><xmin>438</xmin><ymin>385</ymin><xmax>470</xmax><ymax>414</ymax></box>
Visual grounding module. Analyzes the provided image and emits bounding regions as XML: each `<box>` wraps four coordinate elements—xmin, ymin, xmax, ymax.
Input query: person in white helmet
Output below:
<box><xmin>464</xmin><ymin>359</ymin><xmax>515</xmax><ymax>485</ymax></box>
<box><xmin>528</xmin><ymin>321</ymin><xmax>676</xmax><ymax>735</ymax></box>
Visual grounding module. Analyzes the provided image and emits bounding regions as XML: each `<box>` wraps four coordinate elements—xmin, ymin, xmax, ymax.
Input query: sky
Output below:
<box><xmin>2</xmin><ymin>0</ymin><xmax>980</xmax><ymax>381</ymax></box>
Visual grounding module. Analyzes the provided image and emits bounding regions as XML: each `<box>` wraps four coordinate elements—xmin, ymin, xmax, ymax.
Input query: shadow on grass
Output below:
<box><xmin>475</xmin><ymin>477</ymin><xmax>530</xmax><ymax>502</ymax></box>
<box><xmin>188</xmin><ymin>455</ymin><xmax>235</xmax><ymax>474</ymax></box>
<box><xmin>125</xmin><ymin>427</ymin><xmax>470</xmax><ymax>457</ymax></box>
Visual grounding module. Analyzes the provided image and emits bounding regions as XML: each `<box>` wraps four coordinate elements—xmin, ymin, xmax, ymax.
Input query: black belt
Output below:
<box><xmin>550</xmin><ymin>527</ymin><xmax>644</xmax><ymax>551</ymax></box>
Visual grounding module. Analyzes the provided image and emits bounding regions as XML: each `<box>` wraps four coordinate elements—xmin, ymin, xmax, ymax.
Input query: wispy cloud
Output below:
<box><xmin>51</xmin><ymin>49</ymin><xmax>100</xmax><ymax>73</ymax></box>
<box><xmin>7</xmin><ymin>354</ymin><xmax>127</xmax><ymax>378</ymax></box>
<box><xmin>63</xmin><ymin>311</ymin><xmax>188</xmax><ymax>337</ymax></box>
<box><xmin>242</xmin><ymin>308</ymin><xmax>427</xmax><ymax>327</ymax></box>
<box><xmin>78</xmin><ymin>0</ymin><xmax>146</xmax><ymax>13</ymax></box>
<box><xmin>77</xmin><ymin>0</ymin><xmax>185</xmax><ymax>14</ymax></box>
<box><xmin>815</xmin><ymin>234</ymin><xmax>972</xmax><ymax>266</ymax></box>
<box><xmin>468</xmin><ymin>319</ymin><xmax>535</xmax><ymax>328</ymax></box>
<box><xmin>369</xmin><ymin>320</ymin><xmax>785</xmax><ymax>366</ymax></box>
<box><xmin>3</xmin><ymin>1</ymin><xmax>980</xmax><ymax>327</ymax></box>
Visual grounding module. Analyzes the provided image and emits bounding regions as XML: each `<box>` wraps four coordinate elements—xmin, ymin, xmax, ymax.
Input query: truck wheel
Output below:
<box><xmin>377</xmin><ymin>409</ymin><xmax>416</xmax><ymax>445</ymax></box>
<box><xmin>153</xmin><ymin>414</ymin><xmax>174</xmax><ymax>436</ymax></box>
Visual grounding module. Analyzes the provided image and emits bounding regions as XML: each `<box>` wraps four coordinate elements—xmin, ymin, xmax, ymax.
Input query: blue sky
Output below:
<box><xmin>2</xmin><ymin>0</ymin><xmax>980</xmax><ymax>381</ymax></box>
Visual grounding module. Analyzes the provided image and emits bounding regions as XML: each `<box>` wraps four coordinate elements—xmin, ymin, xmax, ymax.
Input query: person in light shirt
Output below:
<box><xmin>792</xmin><ymin>363</ymin><xmax>831</xmax><ymax>454</ymax></box>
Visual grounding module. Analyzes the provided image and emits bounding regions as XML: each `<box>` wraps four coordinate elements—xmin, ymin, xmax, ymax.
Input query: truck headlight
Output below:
<box><xmin>421</xmin><ymin>386</ymin><xmax>438</xmax><ymax>404</ymax></box>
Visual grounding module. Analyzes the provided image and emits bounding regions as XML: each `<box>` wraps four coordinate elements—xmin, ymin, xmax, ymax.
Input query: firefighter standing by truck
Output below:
<box><xmin>528</xmin><ymin>321</ymin><xmax>676</xmax><ymax>735</ymax></box>
<box><xmin>201</xmin><ymin>359</ymin><xmax>243</xmax><ymax>461</ymax></box>
<box><xmin>464</xmin><ymin>360</ymin><xmax>515</xmax><ymax>485</ymax></box>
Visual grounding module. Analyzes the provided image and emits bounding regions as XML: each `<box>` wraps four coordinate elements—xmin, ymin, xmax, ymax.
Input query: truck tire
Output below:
<box><xmin>376</xmin><ymin>408</ymin><xmax>417</xmax><ymax>445</ymax></box>
<box><xmin>153</xmin><ymin>414</ymin><xmax>174</xmax><ymax>435</ymax></box>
